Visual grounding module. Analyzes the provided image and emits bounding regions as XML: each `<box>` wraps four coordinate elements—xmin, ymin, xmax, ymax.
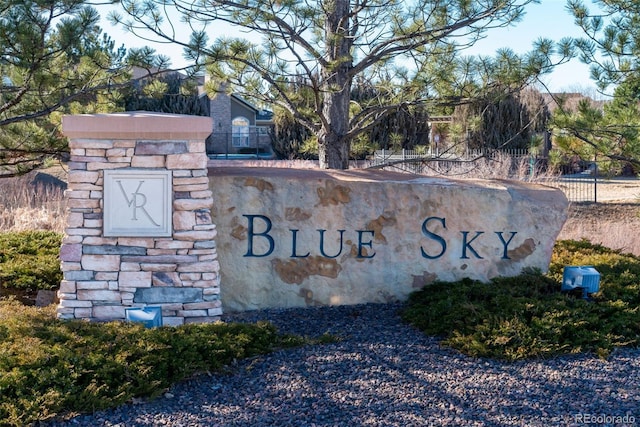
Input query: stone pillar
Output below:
<box><xmin>58</xmin><ymin>112</ymin><xmax>220</xmax><ymax>325</ymax></box>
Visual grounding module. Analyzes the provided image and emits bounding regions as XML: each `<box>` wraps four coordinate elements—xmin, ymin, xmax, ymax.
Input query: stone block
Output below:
<box><xmin>210</xmin><ymin>167</ymin><xmax>568</xmax><ymax>312</ymax></box>
<box><xmin>81</xmin><ymin>254</ymin><xmax>120</xmax><ymax>271</ymax></box>
<box><xmin>188</xmin><ymin>141</ymin><xmax>206</xmax><ymax>153</ymax></box>
<box><xmin>117</xmin><ymin>237</ymin><xmax>155</xmax><ymax>248</ymax></box>
<box><xmin>66</xmin><ymin>228</ymin><xmax>102</xmax><ymax>237</ymax></box>
<box><xmin>87</xmin><ymin>162</ymin><xmax>127</xmax><ymax>171</ymax></box>
<box><xmin>66</xmin><ymin>199</ymin><xmax>101</xmax><ymax>209</ymax></box>
<box><xmin>147</xmin><ymin>249</ymin><xmax>178</xmax><ymax>256</ymax></box>
<box><xmin>66</xmin><ymin>190</ymin><xmax>91</xmax><ymax>199</ymax></box>
<box><xmin>95</xmin><ymin>272</ymin><xmax>119</xmax><ymax>281</ymax></box>
<box><xmin>85</xmin><ymin>149</ymin><xmax>106</xmax><ymax>157</ymax></box>
<box><xmin>163</xmin><ymin>317</ymin><xmax>184</xmax><ymax>326</ymax></box>
<box><xmin>160</xmin><ymin>303</ymin><xmax>184</xmax><ymax>311</ymax></box>
<box><xmin>77</xmin><ymin>290</ymin><xmax>121</xmax><ymax>302</ymax></box>
<box><xmin>60</xmin><ymin>244</ymin><xmax>82</xmax><ymax>262</ymax></box>
<box><xmin>83</xmin><ymin>245</ymin><xmax>147</xmax><ymax>256</ymax></box>
<box><xmin>135</xmin><ymin>141</ymin><xmax>188</xmax><ymax>155</ymax></box>
<box><xmin>68</xmin><ymin>170</ymin><xmax>100</xmax><ymax>184</ymax></box>
<box><xmin>83</xmin><ymin>237</ymin><xmax>118</xmax><ymax>246</ymax></box>
<box><xmin>60</xmin><ymin>261</ymin><xmax>81</xmax><ymax>272</ymax></box>
<box><xmin>207</xmin><ymin>307</ymin><xmax>223</xmax><ymax>317</ymax></box>
<box><xmin>92</xmin><ymin>305</ymin><xmax>125</xmax><ymax>320</ymax></box>
<box><xmin>122</xmin><ymin>255</ymin><xmax>197</xmax><ymax>264</ymax></box>
<box><xmin>166</xmin><ymin>153</ymin><xmax>207</xmax><ymax>170</ymax></box>
<box><xmin>173</xmin><ymin>211</ymin><xmax>196</xmax><ymax>230</ymax></box>
<box><xmin>174</xmin><ymin>198</ymin><xmax>214</xmax><ymax>212</ymax></box>
<box><xmin>134</xmin><ymin>287</ymin><xmax>203</xmax><ymax>304</ymax></box>
<box><xmin>63</xmin><ymin>235</ymin><xmax>83</xmax><ymax>244</ymax></box>
<box><xmin>174</xmin><ymin>177</ymin><xmax>210</xmax><ymax>186</ymax></box>
<box><xmin>70</xmin><ymin>139</ymin><xmax>114</xmax><ymax>149</ymax></box>
<box><xmin>194</xmin><ymin>241</ymin><xmax>216</xmax><ymax>249</ymax></box>
<box><xmin>191</xmin><ymin>280</ymin><xmax>218</xmax><ymax>288</ymax></box>
<box><xmin>74</xmin><ymin>308</ymin><xmax>93</xmax><ymax>318</ymax></box>
<box><xmin>179</xmin><ymin>272</ymin><xmax>201</xmax><ymax>281</ymax></box>
<box><xmin>57</xmin><ymin>292</ymin><xmax>76</xmax><ymax>300</ymax></box>
<box><xmin>183</xmin><ymin>301</ymin><xmax>218</xmax><ymax>310</ymax></box>
<box><xmin>173</xmin><ymin>230</ymin><xmax>217</xmax><ymax>243</ymax></box>
<box><xmin>140</xmin><ymin>263</ymin><xmax>178</xmax><ymax>272</ymax></box>
<box><xmin>131</xmin><ymin>155</ymin><xmax>166</xmax><ymax>168</ymax></box>
<box><xmin>120</xmin><ymin>271</ymin><xmax>152</xmax><ymax>287</ymax></box>
<box><xmin>177</xmin><ymin>309</ymin><xmax>208</xmax><ymax>317</ymax></box>
<box><xmin>64</xmin><ymin>270</ymin><xmax>95</xmax><ymax>281</ymax></box>
<box><xmin>190</xmin><ymin>190</ymin><xmax>213</xmax><ymax>199</ymax></box>
<box><xmin>76</xmin><ymin>281</ymin><xmax>108</xmax><ymax>290</ymax></box>
<box><xmin>58</xmin><ymin>299</ymin><xmax>93</xmax><ymax>308</ymax></box>
<box><xmin>152</xmin><ymin>272</ymin><xmax>180</xmax><ymax>286</ymax></box>
<box><xmin>121</xmin><ymin>262</ymin><xmax>142</xmax><ymax>272</ymax></box>
<box><xmin>59</xmin><ymin>281</ymin><xmax>77</xmax><ymax>293</ymax></box>
<box><xmin>67</xmin><ymin>212</ymin><xmax>84</xmax><ymax>228</ymax></box>
<box><xmin>155</xmin><ymin>240</ymin><xmax>194</xmax><ymax>250</ymax></box>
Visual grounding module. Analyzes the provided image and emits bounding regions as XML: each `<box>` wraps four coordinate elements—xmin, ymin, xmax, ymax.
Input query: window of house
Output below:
<box><xmin>232</xmin><ymin>117</ymin><xmax>250</xmax><ymax>147</ymax></box>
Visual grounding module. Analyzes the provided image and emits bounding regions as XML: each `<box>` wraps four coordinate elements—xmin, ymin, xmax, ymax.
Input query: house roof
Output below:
<box><xmin>230</xmin><ymin>93</ymin><xmax>273</xmax><ymax>122</ymax></box>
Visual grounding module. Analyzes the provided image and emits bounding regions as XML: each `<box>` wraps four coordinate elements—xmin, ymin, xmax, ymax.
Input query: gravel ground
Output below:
<box><xmin>46</xmin><ymin>303</ymin><xmax>639</xmax><ymax>427</ymax></box>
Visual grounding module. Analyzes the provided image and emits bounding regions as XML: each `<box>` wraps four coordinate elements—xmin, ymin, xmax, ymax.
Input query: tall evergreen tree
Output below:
<box><xmin>113</xmin><ymin>0</ymin><xmax>571</xmax><ymax>169</ymax></box>
<box><xmin>0</xmin><ymin>0</ymin><xmax>167</xmax><ymax>177</ymax></box>
<box><xmin>551</xmin><ymin>0</ymin><xmax>640</xmax><ymax>171</ymax></box>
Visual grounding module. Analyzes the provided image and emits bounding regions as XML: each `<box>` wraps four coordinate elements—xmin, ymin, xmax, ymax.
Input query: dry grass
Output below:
<box><xmin>558</xmin><ymin>203</ymin><xmax>640</xmax><ymax>256</ymax></box>
<box><xmin>368</xmin><ymin>151</ymin><xmax>554</xmax><ymax>180</ymax></box>
<box><xmin>0</xmin><ymin>172</ymin><xmax>67</xmax><ymax>233</ymax></box>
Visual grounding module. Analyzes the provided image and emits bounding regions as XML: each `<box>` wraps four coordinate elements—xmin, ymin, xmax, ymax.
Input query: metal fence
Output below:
<box><xmin>537</xmin><ymin>175</ymin><xmax>599</xmax><ymax>203</ymax></box>
<box><xmin>369</xmin><ymin>149</ymin><xmax>599</xmax><ymax>203</ymax></box>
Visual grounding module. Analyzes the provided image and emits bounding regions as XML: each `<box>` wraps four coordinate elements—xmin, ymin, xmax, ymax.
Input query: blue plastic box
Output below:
<box><xmin>562</xmin><ymin>266</ymin><xmax>600</xmax><ymax>297</ymax></box>
<box><xmin>125</xmin><ymin>306</ymin><xmax>163</xmax><ymax>328</ymax></box>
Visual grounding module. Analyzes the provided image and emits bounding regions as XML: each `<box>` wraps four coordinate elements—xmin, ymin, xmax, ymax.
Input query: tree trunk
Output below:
<box><xmin>318</xmin><ymin>0</ymin><xmax>352</xmax><ymax>170</ymax></box>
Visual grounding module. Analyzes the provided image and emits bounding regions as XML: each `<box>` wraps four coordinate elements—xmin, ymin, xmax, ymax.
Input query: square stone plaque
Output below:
<box><xmin>104</xmin><ymin>169</ymin><xmax>172</xmax><ymax>237</ymax></box>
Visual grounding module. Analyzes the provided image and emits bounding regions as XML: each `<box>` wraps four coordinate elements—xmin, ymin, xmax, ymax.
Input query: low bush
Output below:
<box><xmin>0</xmin><ymin>231</ymin><xmax>62</xmax><ymax>292</ymax></box>
<box><xmin>402</xmin><ymin>239</ymin><xmax>640</xmax><ymax>361</ymax></box>
<box><xmin>0</xmin><ymin>300</ymin><xmax>306</xmax><ymax>426</ymax></box>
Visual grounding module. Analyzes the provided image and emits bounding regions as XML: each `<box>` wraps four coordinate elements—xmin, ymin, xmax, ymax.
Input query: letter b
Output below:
<box><xmin>244</xmin><ymin>215</ymin><xmax>275</xmax><ymax>257</ymax></box>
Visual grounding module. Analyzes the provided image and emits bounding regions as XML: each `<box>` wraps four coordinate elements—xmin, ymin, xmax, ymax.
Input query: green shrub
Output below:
<box><xmin>0</xmin><ymin>300</ymin><xmax>305</xmax><ymax>426</ymax></box>
<box><xmin>402</xmin><ymin>240</ymin><xmax>640</xmax><ymax>361</ymax></box>
<box><xmin>0</xmin><ymin>231</ymin><xmax>62</xmax><ymax>291</ymax></box>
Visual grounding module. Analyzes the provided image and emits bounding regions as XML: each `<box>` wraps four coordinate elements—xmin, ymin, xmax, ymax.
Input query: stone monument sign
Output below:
<box><xmin>209</xmin><ymin>167</ymin><xmax>569</xmax><ymax>312</ymax></box>
<box><xmin>58</xmin><ymin>112</ymin><xmax>220</xmax><ymax>325</ymax></box>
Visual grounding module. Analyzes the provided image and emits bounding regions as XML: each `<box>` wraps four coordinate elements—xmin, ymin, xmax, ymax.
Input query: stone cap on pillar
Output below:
<box><xmin>62</xmin><ymin>111</ymin><xmax>213</xmax><ymax>141</ymax></box>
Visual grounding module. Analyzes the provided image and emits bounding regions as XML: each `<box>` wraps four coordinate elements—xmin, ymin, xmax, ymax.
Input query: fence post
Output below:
<box><xmin>594</xmin><ymin>163</ymin><xmax>598</xmax><ymax>203</ymax></box>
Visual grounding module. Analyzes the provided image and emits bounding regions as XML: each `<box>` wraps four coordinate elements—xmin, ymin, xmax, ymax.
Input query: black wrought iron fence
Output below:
<box><xmin>538</xmin><ymin>175</ymin><xmax>598</xmax><ymax>203</ymax></box>
<box><xmin>369</xmin><ymin>149</ymin><xmax>599</xmax><ymax>203</ymax></box>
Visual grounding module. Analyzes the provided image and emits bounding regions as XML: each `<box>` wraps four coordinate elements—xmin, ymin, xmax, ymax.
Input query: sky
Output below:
<box><xmin>97</xmin><ymin>0</ymin><xmax>602</xmax><ymax>94</ymax></box>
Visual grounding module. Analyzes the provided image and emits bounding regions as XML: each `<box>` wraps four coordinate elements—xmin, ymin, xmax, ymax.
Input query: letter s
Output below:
<box><xmin>421</xmin><ymin>216</ymin><xmax>446</xmax><ymax>259</ymax></box>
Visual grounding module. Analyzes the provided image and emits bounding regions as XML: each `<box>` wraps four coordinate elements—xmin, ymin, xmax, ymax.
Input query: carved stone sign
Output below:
<box><xmin>103</xmin><ymin>169</ymin><xmax>172</xmax><ymax>237</ymax></box>
<box><xmin>209</xmin><ymin>167</ymin><xmax>569</xmax><ymax>312</ymax></box>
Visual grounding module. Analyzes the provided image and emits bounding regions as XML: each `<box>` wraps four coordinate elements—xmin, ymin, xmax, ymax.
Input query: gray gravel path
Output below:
<box><xmin>48</xmin><ymin>303</ymin><xmax>639</xmax><ymax>426</ymax></box>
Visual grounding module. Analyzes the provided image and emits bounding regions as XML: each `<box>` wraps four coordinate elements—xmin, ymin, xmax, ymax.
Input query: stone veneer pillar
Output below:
<box><xmin>58</xmin><ymin>112</ymin><xmax>221</xmax><ymax>325</ymax></box>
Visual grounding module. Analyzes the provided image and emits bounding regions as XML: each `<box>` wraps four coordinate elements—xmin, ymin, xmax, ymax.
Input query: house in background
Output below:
<box><xmin>200</xmin><ymin>84</ymin><xmax>275</xmax><ymax>159</ymax></box>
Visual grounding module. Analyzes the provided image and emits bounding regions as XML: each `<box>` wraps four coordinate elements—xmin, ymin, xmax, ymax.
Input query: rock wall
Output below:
<box><xmin>58</xmin><ymin>112</ymin><xmax>221</xmax><ymax>325</ymax></box>
<box><xmin>209</xmin><ymin>167</ymin><xmax>568</xmax><ymax>312</ymax></box>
